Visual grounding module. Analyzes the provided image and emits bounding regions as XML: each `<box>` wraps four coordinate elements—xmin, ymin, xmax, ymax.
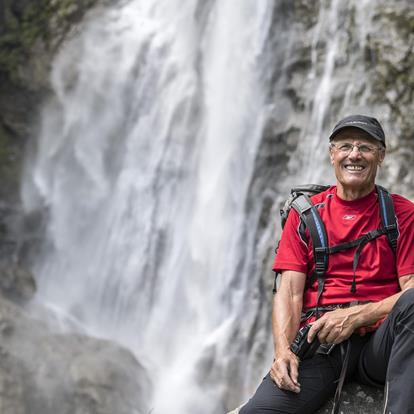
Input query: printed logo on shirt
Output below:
<box><xmin>343</xmin><ymin>214</ymin><xmax>357</xmax><ymax>220</ymax></box>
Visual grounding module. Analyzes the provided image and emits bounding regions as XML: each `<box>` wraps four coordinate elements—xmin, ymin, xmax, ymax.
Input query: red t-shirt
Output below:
<box><xmin>273</xmin><ymin>186</ymin><xmax>414</xmax><ymax>312</ymax></box>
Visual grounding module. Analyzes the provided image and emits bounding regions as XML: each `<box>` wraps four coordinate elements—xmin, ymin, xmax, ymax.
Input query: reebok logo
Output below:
<box><xmin>343</xmin><ymin>214</ymin><xmax>356</xmax><ymax>220</ymax></box>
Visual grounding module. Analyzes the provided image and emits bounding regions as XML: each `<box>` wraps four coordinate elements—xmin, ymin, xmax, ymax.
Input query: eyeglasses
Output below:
<box><xmin>330</xmin><ymin>142</ymin><xmax>382</xmax><ymax>155</ymax></box>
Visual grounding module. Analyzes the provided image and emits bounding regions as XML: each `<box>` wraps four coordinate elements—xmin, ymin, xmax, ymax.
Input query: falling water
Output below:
<box><xmin>20</xmin><ymin>0</ymin><xmax>387</xmax><ymax>412</ymax></box>
<box><xmin>22</xmin><ymin>1</ymin><xmax>274</xmax><ymax>412</ymax></box>
<box><xmin>296</xmin><ymin>0</ymin><xmax>377</xmax><ymax>184</ymax></box>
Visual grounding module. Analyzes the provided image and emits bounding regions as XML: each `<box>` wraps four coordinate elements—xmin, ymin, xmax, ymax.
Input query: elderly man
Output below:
<box><xmin>240</xmin><ymin>115</ymin><xmax>414</xmax><ymax>414</ymax></box>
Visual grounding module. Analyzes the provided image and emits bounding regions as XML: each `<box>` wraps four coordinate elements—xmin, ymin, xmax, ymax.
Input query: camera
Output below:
<box><xmin>290</xmin><ymin>325</ymin><xmax>336</xmax><ymax>360</ymax></box>
<box><xmin>290</xmin><ymin>324</ymin><xmax>320</xmax><ymax>360</ymax></box>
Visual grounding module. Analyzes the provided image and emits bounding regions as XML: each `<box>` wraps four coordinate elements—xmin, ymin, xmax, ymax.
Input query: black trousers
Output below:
<box><xmin>240</xmin><ymin>288</ymin><xmax>414</xmax><ymax>414</ymax></box>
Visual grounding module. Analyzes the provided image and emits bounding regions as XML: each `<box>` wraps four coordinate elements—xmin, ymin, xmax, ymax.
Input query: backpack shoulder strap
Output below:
<box><xmin>291</xmin><ymin>184</ymin><xmax>331</xmax><ymax>195</ymax></box>
<box><xmin>291</xmin><ymin>193</ymin><xmax>329</xmax><ymax>272</ymax></box>
<box><xmin>376</xmin><ymin>185</ymin><xmax>398</xmax><ymax>253</ymax></box>
<box><xmin>275</xmin><ymin>185</ymin><xmax>330</xmax><ymax>304</ymax></box>
<box><xmin>291</xmin><ymin>194</ymin><xmax>329</xmax><ymax>315</ymax></box>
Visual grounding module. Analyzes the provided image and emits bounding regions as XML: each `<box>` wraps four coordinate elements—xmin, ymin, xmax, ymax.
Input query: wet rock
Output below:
<box><xmin>227</xmin><ymin>383</ymin><xmax>384</xmax><ymax>414</ymax></box>
<box><xmin>0</xmin><ymin>0</ymin><xmax>101</xmax><ymax>262</ymax></box>
<box><xmin>0</xmin><ymin>296</ymin><xmax>151</xmax><ymax>414</ymax></box>
<box><xmin>0</xmin><ymin>263</ymin><xmax>36</xmax><ymax>303</ymax></box>
<box><xmin>316</xmin><ymin>383</ymin><xmax>384</xmax><ymax>414</ymax></box>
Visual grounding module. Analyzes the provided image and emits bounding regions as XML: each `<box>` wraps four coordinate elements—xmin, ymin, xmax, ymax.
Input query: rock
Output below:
<box><xmin>227</xmin><ymin>407</ymin><xmax>243</xmax><ymax>414</ymax></box>
<box><xmin>0</xmin><ymin>296</ymin><xmax>151</xmax><ymax>414</ymax></box>
<box><xmin>0</xmin><ymin>0</ymin><xmax>101</xmax><ymax>263</ymax></box>
<box><xmin>227</xmin><ymin>382</ymin><xmax>384</xmax><ymax>414</ymax></box>
<box><xmin>316</xmin><ymin>382</ymin><xmax>384</xmax><ymax>414</ymax></box>
<box><xmin>0</xmin><ymin>263</ymin><xmax>36</xmax><ymax>303</ymax></box>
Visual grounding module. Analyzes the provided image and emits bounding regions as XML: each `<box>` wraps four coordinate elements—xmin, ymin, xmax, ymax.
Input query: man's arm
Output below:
<box><xmin>270</xmin><ymin>270</ymin><xmax>306</xmax><ymax>393</ymax></box>
<box><xmin>308</xmin><ymin>273</ymin><xmax>414</xmax><ymax>344</ymax></box>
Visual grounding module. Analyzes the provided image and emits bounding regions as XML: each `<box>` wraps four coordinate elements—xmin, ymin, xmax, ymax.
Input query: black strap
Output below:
<box><xmin>350</xmin><ymin>228</ymin><xmax>388</xmax><ymax>293</ymax></box>
<box><xmin>272</xmin><ymin>271</ymin><xmax>278</xmax><ymax>294</ymax></box>
<box><xmin>332</xmin><ymin>340</ymin><xmax>351</xmax><ymax>414</ymax></box>
<box><xmin>291</xmin><ymin>184</ymin><xmax>331</xmax><ymax>195</ymax></box>
<box><xmin>301</xmin><ymin>301</ymin><xmax>371</xmax><ymax>322</ymax></box>
<box><xmin>292</xmin><ymin>194</ymin><xmax>329</xmax><ymax>318</ymax></box>
<box><xmin>307</xmin><ymin>226</ymin><xmax>394</xmax><ymax>294</ymax></box>
<box><xmin>292</xmin><ymin>195</ymin><xmax>329</xmax><ymax>275</ymax></box>
<box><xmin>377</xmin><ymin>185</ymin><xmax>399</xmax><ymax>252</ymax></box>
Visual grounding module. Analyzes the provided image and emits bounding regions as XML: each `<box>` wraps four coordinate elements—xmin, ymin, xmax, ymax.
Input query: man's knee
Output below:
<box><xmin>239</xmin><ymin>400</ymin><xmax>273</xmax><ymax>414</ymax></box>
<box><xmin>238</xmin><ymin>402</ymin><xmax>254</xmax><ymax>414</ymax></box>
<box><xmin>237</xmin><ymin>374</ymin><xmax>292</xmax><ymax>414</ymax></box>
<box><xmin>239</xmin><ymin>401</ymin><xmax>282</xmax><ymax>414</ymax></box>
<box><xmin>387</xmin><ymin>288</ymin><xmax>414</xmax><ymax>327</ymax></box>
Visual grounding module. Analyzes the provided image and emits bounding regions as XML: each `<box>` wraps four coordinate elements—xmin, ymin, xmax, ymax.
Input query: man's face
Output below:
<box><xmin>329</xmin><ymin>128</ymin><xmax>385</xmax><ymax>194</ymax></box>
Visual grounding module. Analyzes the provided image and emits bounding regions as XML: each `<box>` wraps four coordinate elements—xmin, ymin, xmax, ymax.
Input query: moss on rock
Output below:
<box><xmin>0</xmin><ymin>0</ymin><xmax>100</xmax><ymax>257</ymax></box>
<box><xmin>0</xmin><ymin>123</ymin><xmax>21</xmax><ymax>200</ymax></box>
<box><xmin>0</xmin><ymin>0</ymin><xmax>99</xmax><ymax>86</ymax></box>
<box><xmin>368</xmin><ymin>4</ymin><xmax>414</xmax><ymax>144</ymax></box>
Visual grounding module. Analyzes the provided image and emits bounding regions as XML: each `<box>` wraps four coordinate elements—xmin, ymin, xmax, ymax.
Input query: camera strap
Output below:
<box><xmin>301</xmin><ymin>301</ymin><xmax>371</xmax><ymax>323</ymax></box>
<box><xmin>331</xmin><ymin>339</ymin><xmax>351</xmax><ymax>414</ymax></box>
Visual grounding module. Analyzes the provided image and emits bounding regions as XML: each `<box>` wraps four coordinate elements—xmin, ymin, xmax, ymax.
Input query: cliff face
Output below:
<box><xmin>256</xmin><ymin>0</ymin><xmax>414</xmax><ymax>197</ymax></box>
<box><xmin>0</xmin><ymin>0</ymin><xmax>100</xmax><ymax>263</ymax></box>
<box><xmin>249</xmin><ymin>0</ymin><xmax>414</xmax><ymax>301</ymax></box>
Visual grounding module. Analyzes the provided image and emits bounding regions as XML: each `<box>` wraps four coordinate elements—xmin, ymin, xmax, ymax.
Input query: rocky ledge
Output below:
<box><xmin>0</xmin><ymin>262</ymin><xmax>151</xmax><ymax>414</ymax></box>
<box><xmin>227</xmin><ymin>382</ymin><xmax>384</xmax><ymax>414</ymax></box>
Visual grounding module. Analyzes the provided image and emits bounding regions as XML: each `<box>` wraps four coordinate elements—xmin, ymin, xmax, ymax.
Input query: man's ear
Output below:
<box><xmin>378</xmin><ymin>148</ymin><xmax>386</xmax><ymax>165</ymax></box>
<box><xmin>329</xmin><ymin>146</ymin><xmax>334</xmax><ymax>164</ymax></box>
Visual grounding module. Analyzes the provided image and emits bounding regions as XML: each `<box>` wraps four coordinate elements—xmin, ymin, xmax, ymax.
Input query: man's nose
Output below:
<box><xmin>348</xmin><ymin>145</ymin><xmax>362</xmax><ymax>159</ymax></box>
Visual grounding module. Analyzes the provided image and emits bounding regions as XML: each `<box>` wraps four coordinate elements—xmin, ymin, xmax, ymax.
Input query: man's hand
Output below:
<box><xmin>307</xmin><ymin>307</ymin><xmax>360</xmax><ymax>344</ymax></box>
<box><xmin>270</xmin><ymin>349</ymin><xmax>301</xmax><ymax>393</ymax></box>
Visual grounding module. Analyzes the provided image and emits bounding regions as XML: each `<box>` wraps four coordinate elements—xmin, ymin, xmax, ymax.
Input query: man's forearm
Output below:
<box><xmin>351</xmin><ymin>275</ymin><xmax>414</xmax><ymax>328</ymax></box>
<box><xmin>354</xmin><ymin>290</ymin><xmax>408</xmax><ymax>328</ymax></box>
<box><xmin>308</xmin><ymin>277</ymin><xmax>414</xmax><ymax>344</ymax></box>
<box><xmin>272</xmin><ymin>288</ymin><xmax>303</xmax><ymax>355</ymax></box>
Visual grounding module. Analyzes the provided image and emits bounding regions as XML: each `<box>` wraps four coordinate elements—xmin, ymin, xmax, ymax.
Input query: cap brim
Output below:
<box><xmin>329</xmin><ymin>126</ymin><xmax>386</xmax><ymax>147</ymax></box>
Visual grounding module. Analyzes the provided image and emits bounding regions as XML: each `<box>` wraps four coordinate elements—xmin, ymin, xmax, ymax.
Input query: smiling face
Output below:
<box><xmin>329</xmin><ymin>127</ymin><xmax>385</xmax><ymax>200</ymax></box>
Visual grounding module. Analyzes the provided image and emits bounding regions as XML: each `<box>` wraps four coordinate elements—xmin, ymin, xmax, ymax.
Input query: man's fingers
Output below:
<box><xmin>324</xmin><ymin>329</ymin><xmax>340</xmax><ymax>344</ymax></box>
<box><xmin>278</xmin><ymin>371</ymin><xmax>300</xmax><ymax>392</ymax></box>
<box><xmin>288</xmin><ymin>358</ymin><xmax>300</xmax><ymax>386</ymax></box>
<box><xmin>307</xmin><ymin>321</ymin><xmax>321</xmax><ymax>342</ymax></box>
<box><xmin>271</xmin><ymin>358</ymin><xmax>301</xmax><ymax>393</ymax></box>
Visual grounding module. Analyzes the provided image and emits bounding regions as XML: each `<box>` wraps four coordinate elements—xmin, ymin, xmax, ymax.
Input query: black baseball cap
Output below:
<box><xmin>328</xmin><ymin>115</ymin><xmax>386</xmax><ymax>147</ymax></box>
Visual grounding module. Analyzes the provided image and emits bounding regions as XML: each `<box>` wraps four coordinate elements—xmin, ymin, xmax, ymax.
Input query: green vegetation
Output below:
<box><xmin>368</xmin><ymin>6</ymin><xmax>414</xmax><ymax>144</ymax></box>
<box><xmin>0</xmin><ymin>124</ymin><xmax>21</xmax><ymax>199</ymax></box>
<box><xmin>0</xmin><ymin>0</ymin><xmax>98</xmax><ymax>85</ymax></box>
<box><xmin>0</xmin><ymin>0</ymin><xmax>99</xmax><ymax>201</ymax></box>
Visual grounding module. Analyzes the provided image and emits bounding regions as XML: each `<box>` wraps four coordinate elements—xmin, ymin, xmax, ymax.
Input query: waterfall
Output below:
<box><xmin>20</xmin><ymin>0</ymin><xmax>388</xmax><ymax>412</ymax></box>
<box><xmin>293</xmin><ymin>0</ymin><xmax>377</xmax><ymax>185</ymax></box>
<box><xmin>22</xmin><ymin>0</ymin><xmax>274</xmax><ymax>412</ymax></box>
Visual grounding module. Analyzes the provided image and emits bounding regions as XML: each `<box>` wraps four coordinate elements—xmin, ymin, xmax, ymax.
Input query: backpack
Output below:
<box><xmin>274</xmin><ymin>184</ymin><xmax>399</xmax><ymax>315</ymax></box>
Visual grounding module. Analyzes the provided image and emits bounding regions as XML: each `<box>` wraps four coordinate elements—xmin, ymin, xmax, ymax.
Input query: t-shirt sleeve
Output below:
<box><xmin>394</xmin><ymin>195</ymin><xmax>414</xmax><ymax>277</ymax></box>
<box><xmin>272</xmin><ymin>209</ymin><xmax>309</xmax><ymax>274</ymax></box>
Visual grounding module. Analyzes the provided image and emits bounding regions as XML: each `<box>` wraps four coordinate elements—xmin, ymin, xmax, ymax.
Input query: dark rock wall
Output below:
<box><xmin>0</xmin><ymin>0</ymin><xmax>99</xmax><ymax>263</ymax></box>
